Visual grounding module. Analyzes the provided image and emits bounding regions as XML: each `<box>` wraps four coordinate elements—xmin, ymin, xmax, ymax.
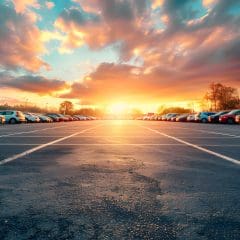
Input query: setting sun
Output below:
<box><xmin>108</xmin><ymin>103</ymin><xmax>129</xmax><ymax>115</ymax></box>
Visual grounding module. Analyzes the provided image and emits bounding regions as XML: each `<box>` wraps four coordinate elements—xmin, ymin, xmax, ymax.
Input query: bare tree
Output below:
<box><xmin>205</xmin><ymin>83</ymin><xmax>222</xmax><ymax>111</ymax></box>
<box><xmin>205</xmin><ymin>83</ymin><xmax>239</xmax><ymax>110</ymax></box>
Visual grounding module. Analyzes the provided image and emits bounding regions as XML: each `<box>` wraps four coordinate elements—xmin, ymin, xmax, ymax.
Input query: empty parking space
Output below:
<box><xmin>0</xmin><ymin>120</ymin><xmax>239</xmax><ymax>239</ymax></box>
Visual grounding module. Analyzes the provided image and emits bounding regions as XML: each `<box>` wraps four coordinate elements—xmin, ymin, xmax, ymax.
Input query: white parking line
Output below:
<box><xmin>0</xmin><ymin>143</ymin><xmax>240</xmax><ymax>147</ymax></box>
<box><xmin>0</xmin><ymin>143</ymin><xmax>185</xmax><ymax>146</ymax></box>
<box><xmin>0</xmin><ymin>125</ymin><xmax>68</xmax><ymax>138</ymax></box>
<box><xmin>0</xmin><ymin>125</ymin><xmax>102</xmax><ymax>166</ymax></box>
<box><xmin>169</xmin><ymin>126</ymin><xmax>240</xmax><ymax>138</ymax></box>
<box><xmin>141</xmin><ymin>126</ymin><xmax>240</xmax><ymax>165</ymax></box>
<box><xmin>2</xmin><ymin>135</ymin><xmax>239</xmax><ymax>139</ymax></box>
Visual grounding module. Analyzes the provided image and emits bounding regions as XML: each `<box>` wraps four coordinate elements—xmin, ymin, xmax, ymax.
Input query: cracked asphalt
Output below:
<box><xmin>0</xmin><ymin>120</ymin><xmax>239</xmax><ymax>240</ymax></box>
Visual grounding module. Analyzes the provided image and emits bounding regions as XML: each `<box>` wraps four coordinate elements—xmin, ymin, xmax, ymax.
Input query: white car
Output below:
<box><xmin>32</xmin><ymin>113</ymin><xmax>53</xmax><ymax>123</ymax></box>
<box><xmin>0</xmin><ymin>110</ymin><xmax>26</xmax><ymax>124</ymax></box>
<box><xmin>143</xmin><ymin>115</ymin><xmax>151</xmax><ymax>120</ymax></box>
<box><xmin>24</xmin><ymin>112</ymin><xmax>40</xmax><ymax>123</ymax></box>
<box><xmin>187</xmin><ymin>114</ymin><xmax>196</xmax><ymax>122</ymax></box>
<box><xmin>74</xmin><ymin>115</ymin><xmax>88</xmax><ymax>120</ymax></box>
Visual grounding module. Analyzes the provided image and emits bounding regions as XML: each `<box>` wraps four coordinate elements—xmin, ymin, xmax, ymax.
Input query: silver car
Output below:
<box><xmin>0</xmin><ymin>110</ymin><xmax>26</xmax><ymax>124</ymax></box>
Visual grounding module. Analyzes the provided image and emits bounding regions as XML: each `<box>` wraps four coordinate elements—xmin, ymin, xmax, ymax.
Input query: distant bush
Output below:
<box><xmin>0</xmin><ymin>104</ymin><xmax>49</xmax><ymax>113</ymax></box>
<box><xmin>159</xmin><ymin>107</ymin><xmax>192</xmax><ymax>114</ymax></box>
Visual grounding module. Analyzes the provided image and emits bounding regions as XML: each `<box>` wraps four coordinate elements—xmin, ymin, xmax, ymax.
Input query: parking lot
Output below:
<box><xmin>0</xmin><ymin>120</ymin><xmax>240</xmax><ymax>239</ymax></box>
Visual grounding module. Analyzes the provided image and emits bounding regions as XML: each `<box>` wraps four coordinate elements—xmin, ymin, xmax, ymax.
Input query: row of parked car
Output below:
<box><xmin>0</xmin><ymin>110</ymin><xmax>96</xmax><ymax>124</ymax></box>
<box><xmin>141</xmin><ymin>109</ymin><xmax>240</xmax><ymax>124</ymax></box>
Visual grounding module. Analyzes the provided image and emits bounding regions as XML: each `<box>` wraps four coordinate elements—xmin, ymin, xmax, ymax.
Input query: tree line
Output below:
<box><xmin>204</xmin><ymin>83</ymin><xmax>239</xmax><ymax>111</ymax></box>
<box><xmin>1</xmin><ymin>82</ymin><xmax>238</xmax><ymax>117</ymax></box>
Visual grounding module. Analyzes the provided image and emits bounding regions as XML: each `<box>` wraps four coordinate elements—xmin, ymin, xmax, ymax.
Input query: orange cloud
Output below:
<box><xmin>45</xmin><ymin>1</ymin><xmax>55</xmax><ymax>9</ymax></box>
<box><xmin>60</xmin><ymin>60</ymin><xmax>240</xmax><ymax>105</ymax></box>
<box><xmin>0</xmin><ymin>3</ymin><xmax>49</xmax><ymax>72</ymax></box>
<box><xmin>12</xmin><ymin>0</ymin><xmax>40</xmax><ymax>13</ymax></box>
<box><xmin>152</xmin><ymin>0</ymin><xmax>164</xmax><ymax>9</ymax></box>
<box><xmin>202</xmin><ymin>0</ymin><xmax>217</xmax><ymax>8</ymax></box>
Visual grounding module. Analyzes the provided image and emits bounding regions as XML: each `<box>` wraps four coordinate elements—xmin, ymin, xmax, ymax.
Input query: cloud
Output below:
<box><xmin>54</xmin><ymin>0</ymin><xmax>240</xmax><ymax>103</ymax></box>
<box><xmin>0</xmin><ymin>3</ymin><xmax>49</xmax><ymax>72</ymax></box>
<box><xmin>0</xmin><ymin>72</ymin><xmax>68</xmax><ymax>95</ymax></box>
<box><xmin>60</xmin><ymin>60</ymin><xmax>240</xmax><ymax>104</ymax></box>
<box><xmin>202</xmin><ymin>0</ymin><xmax>217</xmax><ymax>8</ymax></box>
<box><xmin>45</xmin><ymin>1</ymin><xmax>55</xmax><ymax>9</ymax></box>
<box><xmin>12</xmin><ymin>0</ymin><xmax>40</xmax><ymax>13</ymax></box>
<box><xmin>54</xmin><ymin>0</ymin><xmax>240</xmax><ymax>65</ymax></box>
<box><xmin>2</xmin><ymin>0</ymin><xmax>239</xmax><ymax>104</ymax></box>
<box><xmin>55</xmin><ymin>0</ymin><xmax>151</xmax><ymax>57</ymax></box>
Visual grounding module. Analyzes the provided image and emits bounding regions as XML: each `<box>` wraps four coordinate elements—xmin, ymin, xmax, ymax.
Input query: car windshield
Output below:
<box><xmin>207</xmin><ymin>112</ymin><xmax>215</xmax><ymax>116</ymax></box>
<box><xmin>216</xmin><ymin>111</ymin><xmax>229</xmax><ymax>116</ymax></box>
<box><xmin>228</xmin><ymin>109</ymin><xmax>240</xmax><ymax>115</ymax></box>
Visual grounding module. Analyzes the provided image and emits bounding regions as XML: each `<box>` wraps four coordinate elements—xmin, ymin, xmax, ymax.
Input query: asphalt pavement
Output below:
<box><xmin>0</xmin><ymin>120</ymin><xmax>239</xmax><ymax>240</ymax></box>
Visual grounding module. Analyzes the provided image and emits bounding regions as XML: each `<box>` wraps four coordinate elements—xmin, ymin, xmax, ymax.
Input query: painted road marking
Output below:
<box><xmin>142</xmin><ymin>126</ymin><xmax>240</xmax><ymax>165</ymax></box>
<box><xmin>0</xmin><ymin>143</ymin><xmax>239</xmax><ymax>147</ymax></box>
<box><xmin>0</xmin><ymin>125</ymin><xmax>69</xmax><ymax>138</ymax></box>
<box><xmin>0</xmin><ymin>143</ymin><xmax>185</xmax><ymax>146</ymax></box>
<box><xmin>166</xmin><ymin>125</ymin><xmax>240</xmax><ymax>138</ymax></box>
<box><xmin>1</xmin><ymin>135</ymin><xmax>239</xmax><ymax>138</ymax></box>
<box><xmin>0</xmin><ymin>125</ymin><xmax>102</xmax><ymax>166</ymax></box>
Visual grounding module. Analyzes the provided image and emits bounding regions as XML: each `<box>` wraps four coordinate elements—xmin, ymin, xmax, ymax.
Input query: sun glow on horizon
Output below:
<box><xmin>107</xmin><ymin>102</ymin><xmax>130</xmax><ymax>115</ymax></box>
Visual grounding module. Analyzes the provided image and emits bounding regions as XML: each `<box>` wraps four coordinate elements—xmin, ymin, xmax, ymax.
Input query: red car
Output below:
<box><xmin>219</xmin><ymin>109</ymin><xmax>240</xmax><ymax>124</ymax></box>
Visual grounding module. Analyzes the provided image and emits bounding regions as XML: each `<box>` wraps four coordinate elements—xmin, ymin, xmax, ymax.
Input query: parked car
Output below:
<box><xmin>187</xmin><ymin>114</ymin><xmax>196</xmax><ymax>122</ymax></box>
<box><xmin>0</xmin><ymin>110</ymin><xmax>26</xmax><ymax>124</ymax></box>
<box><xmin>161</xmin><ymin>113</ymin><xmax>176</xmax><ymax>121</ymax></box>
<box><xmin>208</xmin><ymin>111</ymin><xmax>229</xmax><ymax>123</ymax></box>
<box><xmin>159</xmin><ymin>114</ymin><xmax>166</xmax><ymax>121</ymax></box>
<box><xmin>156</xmin><ymin>115</ymin><xmax>163</xmax><ymax>121</ymax></box>
<box><xmin>195</xmin><ymin>112</ymin><xmax>216</xmax><ymax>123</ymax></box>
<box><xmin>143</xmin><ymin>115</ymin><xmax>150</xmax><ymax>120</ymax></box>
<box><xmin>72</xmin><ymin>116</ymin><xmax>79</xmax><ymax>121</ymax></box>
<box><xmin>45</xmin><ymin>114</ymin><xmax>60</xmax><ymax>122</ymax></box>
<box><xmin>46</xmin><ymin>113</ymin><xmax>68</xmax><ymax>122</ymax></box>
<box><xmin>0</xmin><ymin>115</ymin><xmax>5</xmax><ymax>124</ymax></box>
<box><xmin>75</xmin><ymin>115</ymin><xmax>88</xmax><ymax>121</ymax></box>
<box><xmin>219</xmin><ymin>109</ymin><xmax>240</xmax><ymax>124</ymax></box>
<box><xmin>149</xmin><ymin>115</ymin><xmax>154</xmax><ymax>120</ymax></box>
<box><xmin>32</xmin><ymin>113</ymin><xmax>53</xmax><ymax>123</ymax></box>
<box><xmin>176</xmin><ymin>114</ymin><xmax>189</xmax><ymax>122</ymax></box>
<box><xmin>166</xmin><ymin>113</ymin><xmax>177</xmax><ymax>121</ymax></box>
<box><xmin>56</xmin><ymin>114</ymin><xmax>69</xmax><ymax>122</ymax></box>
<box><xmin>170</xmin><ymin>114</ymin><xmax>181</xmax><ymax>121</ymax></box>
<box><xmin>65</xmin><ymin>115</ymin><xmax>74</xmax><ymax>121</ymax></box>
<box><xmin>235</xmin><ymin>115</ymin><xmax>240</xmax><ymax>124</ymax></box>
<box><xmin>24</xmin><ymin>112</ymin><xmax>40</xmax><ymax>123</ymax></box>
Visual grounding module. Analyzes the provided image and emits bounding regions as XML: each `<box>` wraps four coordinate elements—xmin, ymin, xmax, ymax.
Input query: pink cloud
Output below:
<box><xmin>45</xmin><ymin>1</ymin><xmax>55</xmax><ymax>9</ymax></box>
<box><xmin>12</xmin><ymin>0</ymin><xmax>40</xmax><ymax>13</ymax></box>
<box><xmin>0</xmin><ymin>3</ymin><xmax>49</xmax><ymax>72</ymax></box>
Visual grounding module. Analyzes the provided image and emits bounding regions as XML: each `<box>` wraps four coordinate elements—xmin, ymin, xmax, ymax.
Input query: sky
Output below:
<box><xmin>0</xmin><ymin>0</ymin><xmax>239</xmax><ymax>112</ymax></box>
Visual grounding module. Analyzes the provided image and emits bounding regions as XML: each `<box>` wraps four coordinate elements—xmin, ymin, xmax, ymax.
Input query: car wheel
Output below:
<box><xmin>9</xmin><ymin>118</ymin><xmax>17</xmax><ymax>124</ymax></box>
<box><xmin>227</xmin><ymin>118</ymin><xmax>234</xmax><ymax>124</ymax></box>
<box><xmin>202</xmin><ymin>118</ymin><xmax>208</xmax><ymax>123</ymax></box>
